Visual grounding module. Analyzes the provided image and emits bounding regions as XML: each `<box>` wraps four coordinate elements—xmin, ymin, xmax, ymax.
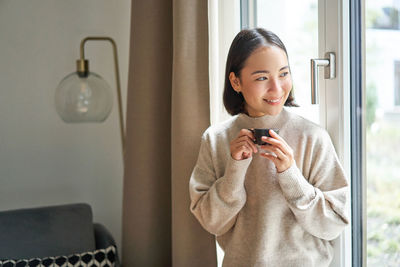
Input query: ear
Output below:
<box><xmin>229</xmin><ymin>72</ymin><xmax>241</xmax><ymax>93</ymax></box>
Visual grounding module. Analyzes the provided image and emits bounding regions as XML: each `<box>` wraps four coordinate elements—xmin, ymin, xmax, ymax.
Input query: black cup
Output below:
<box><xmin>249</xmin><ymin>128</ymin><xmax>279</xmax><ymax>145</ymax></box>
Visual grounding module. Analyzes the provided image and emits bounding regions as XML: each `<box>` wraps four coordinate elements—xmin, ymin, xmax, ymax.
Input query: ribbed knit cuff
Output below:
<box><xmin>276</xmin><ymin>164</ymin><xmax>315</xmax><ymax>202</ymax></box>
<box><xmin>220</xmin><ymin>156</ymin><xmax>252</xmax><ymax>195</ymax></box>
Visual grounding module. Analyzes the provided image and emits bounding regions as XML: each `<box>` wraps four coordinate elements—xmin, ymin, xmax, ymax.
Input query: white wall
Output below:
<box><xmin>0</xmin><ymin>0</ymin><xmax>131</xmax><ymax>254</ymax></box>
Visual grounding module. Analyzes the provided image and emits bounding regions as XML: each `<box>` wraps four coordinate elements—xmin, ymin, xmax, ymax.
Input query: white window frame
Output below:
<box><xmin>321</xmin><ymin>0</ymin><xmax>352</xmax><ymax>266</ymax></box>
<box><xmin>208</xmin><ymin>0</ymin><xmax>241</xmax><ymax>126</ymax></box>
<box><xmin>208</xmin><ymin>0</ymin><xmax>353</xmax><ymax>266</ymax></box>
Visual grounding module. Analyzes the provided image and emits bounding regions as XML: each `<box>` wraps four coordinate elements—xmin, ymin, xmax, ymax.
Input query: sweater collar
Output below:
<box><xmin>236</xmin><ymin>107</ymin><xmax>290</xmax><ymax>130</ymax></box>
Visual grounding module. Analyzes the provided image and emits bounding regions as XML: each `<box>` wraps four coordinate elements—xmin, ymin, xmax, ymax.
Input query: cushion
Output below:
<box><xmin>0</xmin><ymin>203</ymin><xmax>96</xmax><ymax>259</ymax></box>
<box><xmin>0</xmin><ymin>245</ymin><xmax>116</xmax><ymax>267</ymax></box>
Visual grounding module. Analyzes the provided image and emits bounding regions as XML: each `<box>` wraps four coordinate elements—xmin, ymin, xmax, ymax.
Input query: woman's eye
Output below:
<box><xmin>256</xmin><ymin>77</ymin><xmax>267</xmax><ymax>81</ymax></box>
<box><xmin>280</xmin><ymin>72</ymin><xmax>289</xmax><ymax>77</ymax></box>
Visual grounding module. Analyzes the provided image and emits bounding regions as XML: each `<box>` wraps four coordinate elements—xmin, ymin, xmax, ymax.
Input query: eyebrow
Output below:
<box><xmin>251</xmin><ymin>66</ymin><xmax>289</xmax><ymax>75</ymax></box>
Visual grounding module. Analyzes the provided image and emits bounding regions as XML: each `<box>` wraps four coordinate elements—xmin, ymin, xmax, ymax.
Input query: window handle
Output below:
<box><xmin>311</xmin><ymin>52</ymin><xmax>336</xmax><ymax>104</ymax></box>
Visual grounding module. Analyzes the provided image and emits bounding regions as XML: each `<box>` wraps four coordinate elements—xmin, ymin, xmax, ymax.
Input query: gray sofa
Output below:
<box><xmin>0</xmin><ymin>203</ymin><xmax>119</xmax><ymax>266</ymax></box>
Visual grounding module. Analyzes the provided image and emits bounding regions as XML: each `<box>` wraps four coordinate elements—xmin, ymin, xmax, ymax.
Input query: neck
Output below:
<box><xmin>237</xmin><ymin>108</ymin><xmax>289</xmax><ymax>130</ymax></box>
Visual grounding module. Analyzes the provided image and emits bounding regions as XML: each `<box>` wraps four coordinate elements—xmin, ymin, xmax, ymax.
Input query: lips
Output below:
<box><xmin>263</xmin><ymin>96</ymin><xmax>283</xmax><ymax>105</ymax></box>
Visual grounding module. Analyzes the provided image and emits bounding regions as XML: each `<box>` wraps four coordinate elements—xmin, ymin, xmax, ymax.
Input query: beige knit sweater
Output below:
<box><xmin>189</xmin><ymin>108</ymin><xmax>349</xmax><ymax>267</ymax></box>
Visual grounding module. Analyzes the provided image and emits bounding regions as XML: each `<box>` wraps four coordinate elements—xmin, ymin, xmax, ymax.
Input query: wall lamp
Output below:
<box><xmin>55</xmin><ymin>37</ymin><xmax>125</xmax><ymax>159</ymax></box>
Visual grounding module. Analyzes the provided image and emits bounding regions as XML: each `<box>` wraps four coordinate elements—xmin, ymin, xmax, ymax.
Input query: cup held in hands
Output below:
<box><xmin>249</xmin><ymin>128</ymin><xmax>279</xmax><ymax>145</ymax></box>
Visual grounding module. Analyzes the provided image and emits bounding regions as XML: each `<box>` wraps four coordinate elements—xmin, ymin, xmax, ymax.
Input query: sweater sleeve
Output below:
<box><xmin>189</xmin><ymin>132</ymin><xmax>251</xmax><ymax>236</ymax></box>
<box><xmin>277</xmin><ymin>130</ymin><xmax>349</xmax><ymax>241</ymax></box>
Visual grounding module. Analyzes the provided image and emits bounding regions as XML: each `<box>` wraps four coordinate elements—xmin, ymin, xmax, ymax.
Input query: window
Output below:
<box><xmin>366</xmin><ymin>1</ymin><xmax>400</xmax><ymax>265</ymax></box>
<box><xmin>368</xmin><ymin>4</ymin><xmax>400</xmax><ymax>30</ymax></box>
<box><xmin>210</xmin><ymin>1</ymin><xmax>351</xmax><ymax>266</ymax></box>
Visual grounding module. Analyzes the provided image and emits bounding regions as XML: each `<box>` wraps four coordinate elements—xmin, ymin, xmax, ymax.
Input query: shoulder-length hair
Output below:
<box><xmin>223</xmin><ymin>28</ymin><xmax>298</xmax><ymax>115</ymax></box>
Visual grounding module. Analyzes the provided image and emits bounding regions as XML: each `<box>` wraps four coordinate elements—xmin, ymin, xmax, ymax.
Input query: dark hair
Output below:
<box><xmin>223</xmin><ymin>28</ymin><xmax>298</xmax><ymax>115</ymax></box>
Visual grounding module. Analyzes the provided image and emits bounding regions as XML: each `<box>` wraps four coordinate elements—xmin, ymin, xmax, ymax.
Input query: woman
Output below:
<box><xmin>189</xmin><ymin>28</ymin><xmax>349</xmax><ymax>267</ymax></box>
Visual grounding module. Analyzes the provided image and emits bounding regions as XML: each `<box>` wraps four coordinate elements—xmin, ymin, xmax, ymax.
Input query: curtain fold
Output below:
<box><xmin>122</xmin><ymin>0</ymin><xmax>172</xmax><ymax>265</ymax></box>
<box><xmin>171</xmin><ymin>0</ymin><xmax>217</xmax><ymax>266</ymax></box>
<box><xmin>122</xmin><ymin>0</ymin><xmax>217</xmax><ymax>266</ymax></box>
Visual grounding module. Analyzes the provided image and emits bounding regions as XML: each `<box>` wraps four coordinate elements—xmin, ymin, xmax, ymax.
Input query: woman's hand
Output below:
<box><xmin>260</xmin><ymin>130</ymin><xmax>294</xmax><ymax>173</ymax></box>
<box><xmin>230</xmin><ymin>129</ymin><xmax>258</xmax><ymax>161</ymax></box>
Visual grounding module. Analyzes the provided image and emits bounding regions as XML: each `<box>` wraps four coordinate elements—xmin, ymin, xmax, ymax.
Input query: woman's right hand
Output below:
<box><xmin>230</xmin><ymin>129</ymin><xmax>258</xmax><ymax>161</ymax></box>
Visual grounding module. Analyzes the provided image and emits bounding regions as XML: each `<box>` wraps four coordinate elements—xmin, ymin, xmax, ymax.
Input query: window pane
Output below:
<box><xmin>366</xmin><ymin>0</ymin><xmax>400</xmax><ymax>265</ymax></box>
<box><xmin>255</xmin><ymin>0</ymin><xmax>319</xmax><ymax>124</ymax></box>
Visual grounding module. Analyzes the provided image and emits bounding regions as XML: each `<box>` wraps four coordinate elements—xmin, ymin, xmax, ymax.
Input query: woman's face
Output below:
<box><xmin>229</xmin><ymin>45</ymin><xmax>292</xmax><ymax>117</ymax></box>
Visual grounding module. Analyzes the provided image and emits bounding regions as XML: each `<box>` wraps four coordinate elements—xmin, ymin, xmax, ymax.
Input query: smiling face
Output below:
<box><xmin>229</xmin><ymin>45</ymin><xmax>292</xmax><ymax>117</ymax></box>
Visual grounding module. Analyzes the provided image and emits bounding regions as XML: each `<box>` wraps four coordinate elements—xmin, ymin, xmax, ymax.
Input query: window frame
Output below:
<box><xmin>349</xmin><ymin>0</ymin><xmax>365</xmax><ymax>266</ymax></box>
<box><xmin>242</xmin><ymin>0</ymin><xmax>357</xmax><ymax>266</ymax></box>
<box><xmin>210</xmin><ymin>0</ymin><xmax>362</xmax><ymax>266</ymax></box>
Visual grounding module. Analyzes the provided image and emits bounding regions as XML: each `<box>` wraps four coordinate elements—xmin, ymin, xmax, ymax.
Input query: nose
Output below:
<box><xmin>268</xmin><ymin>78</ymin><xmax>282</xmax><ymax>93</ymax></box>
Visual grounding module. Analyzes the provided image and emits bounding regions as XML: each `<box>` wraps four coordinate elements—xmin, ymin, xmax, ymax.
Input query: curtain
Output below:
<box><xmin>122</xmin><ymin>0</ymin><xmax>217</xmax><ymax>266</ymax></box>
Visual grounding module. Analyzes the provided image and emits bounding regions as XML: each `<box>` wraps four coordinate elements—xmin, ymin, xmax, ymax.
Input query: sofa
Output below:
<box><xmin>0</xmin><ymin>203</ymin><xmax>120</xmax><ymax>266</ymax></box>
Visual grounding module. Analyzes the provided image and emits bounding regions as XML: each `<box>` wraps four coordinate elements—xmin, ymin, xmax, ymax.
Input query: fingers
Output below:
<box><xmin>233</xmin><ymin>140</ymin><xmax>257</xmax><ymax>155</ymax></box>
<box><xmin>230</xmin><ymin>129</ymin><xmax>258</xmax><ymax>160</ymax></box>
<box><xmin>258</xmin><ymin>131</ymin><xmax>294</xmax><ymax>172</ymax></box>
<box><xmin>260</xmin><ymin>137</ymin><xmax>293</xmax><ymax>163</ymax></box>
<box><xmin>260</xmin><ymin>144</ymin><xmax>286</xmax><ymax>159</ymax></box>
<box><xmin>260</xmin><ymin>134</ymin><xmax>290</xmax><ymax>154</ymax></box>
<box><xmin>260</xmin><ymin>152</ymin><xmax>279</xmax><ymax>165</ymax></box>
<box><xmin>236</xmin><ymin>135</ymin><xmax>258</xmax><ymax>153</ymax></box>
<box><xmin>237</xmin><ymin>129</ymin><xmax>256</xmax><ymax>142</ymax></box>
<box><xmin>232</xmin><ymin>129</ymin><xmax>257</xmax><ymax>153</ymax></box>
<box><xmin>231</xmin><ymin>142</ymin><xmax>253</xmax><ymax>160</ymax></box>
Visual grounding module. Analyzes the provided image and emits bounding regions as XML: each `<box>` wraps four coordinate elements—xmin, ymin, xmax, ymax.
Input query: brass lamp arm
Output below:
<box><xmin>77</xmin><ymin>37</ymin><xmax>125</xmax><ymax>160</ymax></box>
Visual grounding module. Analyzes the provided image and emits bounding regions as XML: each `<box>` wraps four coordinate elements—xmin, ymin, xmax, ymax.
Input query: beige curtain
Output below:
<box><xmin>122</xmin><ymin>0</ymin><xmax>217</xmax><ymax>266</ymax></box>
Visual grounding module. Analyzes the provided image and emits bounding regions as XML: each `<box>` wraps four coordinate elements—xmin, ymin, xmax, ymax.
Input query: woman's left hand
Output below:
<box><xmin>260</xmin><ymin>130</ymin><xmax>294</xmax><ymax>173</ymax></box>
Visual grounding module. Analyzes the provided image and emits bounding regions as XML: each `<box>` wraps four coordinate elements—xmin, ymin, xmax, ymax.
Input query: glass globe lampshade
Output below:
<box><xmin>55</xmin><ymin>71</ymin><xmax>113</xmax><ymax>123</ymax></box>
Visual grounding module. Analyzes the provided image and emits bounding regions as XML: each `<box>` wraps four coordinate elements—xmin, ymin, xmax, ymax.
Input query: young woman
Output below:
<box><xmin>189</xmin><ymin>28</ymin><xmax>349</xmax><ymax>266</ymax></box>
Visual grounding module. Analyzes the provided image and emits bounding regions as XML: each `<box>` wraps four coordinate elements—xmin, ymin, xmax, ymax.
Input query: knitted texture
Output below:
<box><xmin>189</xmin><ymin>108</ymin><xmax>349</xmax><ymax>267</ymax></box>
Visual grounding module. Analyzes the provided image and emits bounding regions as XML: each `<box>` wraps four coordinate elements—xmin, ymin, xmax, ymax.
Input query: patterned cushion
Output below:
<box><xmin>0</xmin><ymin>245</ymin><xmax>116</xmax><ymax>267</ymax></box>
